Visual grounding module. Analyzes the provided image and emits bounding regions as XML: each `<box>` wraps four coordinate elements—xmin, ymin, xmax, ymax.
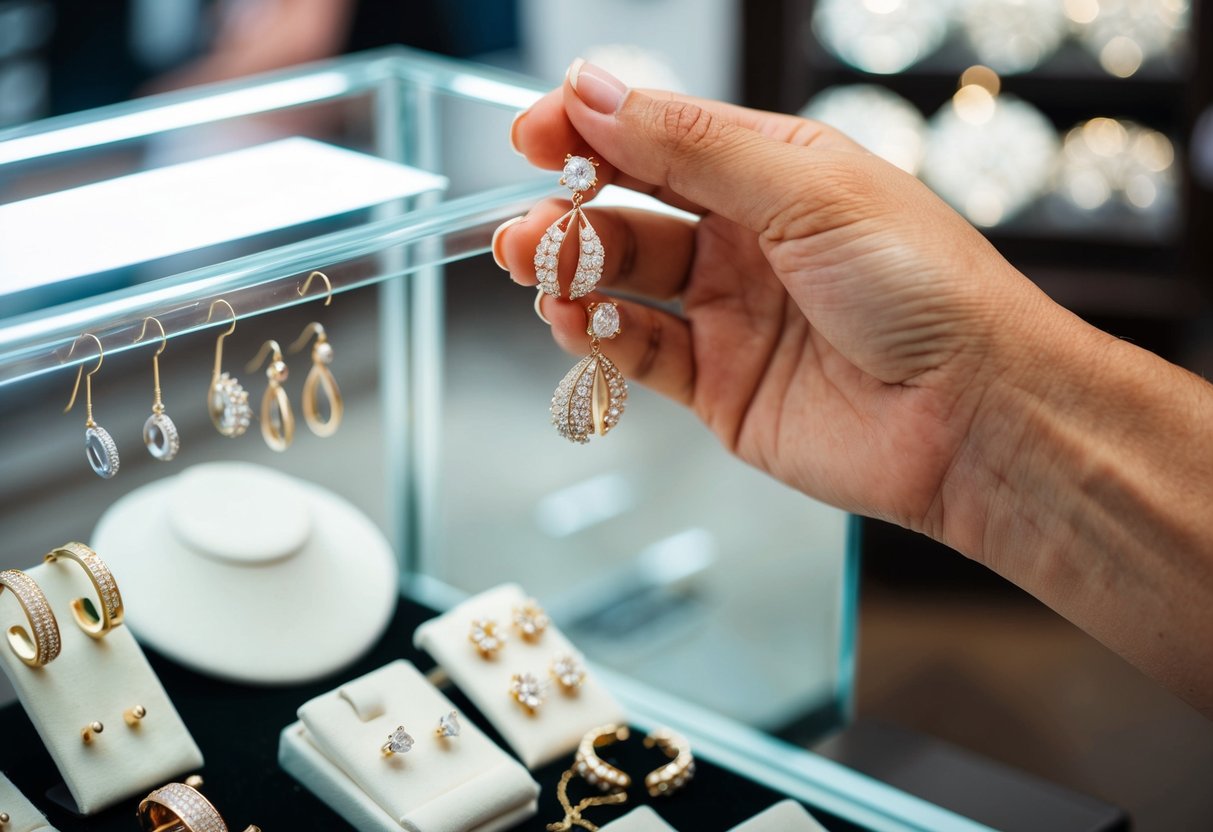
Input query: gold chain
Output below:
<box><xmin>546</xmin><ymin>768</ymin><xmax>628</xmax><ymax>831</ymax></box>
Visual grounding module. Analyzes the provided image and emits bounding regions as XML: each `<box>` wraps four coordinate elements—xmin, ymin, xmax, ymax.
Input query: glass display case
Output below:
<box><xmin>0</xmin><ymin>47</ymin><xmax>988</xmax><ymax>831</ymax></box>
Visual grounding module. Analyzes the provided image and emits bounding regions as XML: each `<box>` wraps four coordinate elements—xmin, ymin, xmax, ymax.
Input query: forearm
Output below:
<box><xmin>945</xmin><ymin>292</ymin><xmax>1213</xmax><ymax>715</ymax></box>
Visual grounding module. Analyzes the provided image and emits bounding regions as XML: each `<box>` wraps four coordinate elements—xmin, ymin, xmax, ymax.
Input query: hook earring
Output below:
<box><xmin>205</xmin><ymin>300</ymin><xmax>252</xmax><ymax>438</ymax></box>
<box><xmin>134</xmin><ymin>317</ymin><xmax>180</xmax><ymax>461</ymax></box>
<box><xmin>535</xmin><ymin>155</ymin><xmax>603</xmax><ymax>299</ymax></box>
<box><xmin>246</xmin><ymin>340</ymin><xmax>294</xmax><ymax>452</ymax></box>
<box><xmin>287</xmin><ymin>322</ymin><xmax>342</xmax><ymax>437</ymax></box>
<box><xmin>64</xmin><ymin>333</ymin><xmax>120</xmax><ymax>478</ymax></box>
<box><xmin>551</xmin><ymin>302</ymin><xmax>627</xmax><ymax>443</ymax></box>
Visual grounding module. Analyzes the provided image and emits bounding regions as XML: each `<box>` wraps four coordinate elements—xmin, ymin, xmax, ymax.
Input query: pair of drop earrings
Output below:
<box><xmin>540</xmin><ymin>155</ymin><xmax>628</xmax><ymax>444</ymax></box>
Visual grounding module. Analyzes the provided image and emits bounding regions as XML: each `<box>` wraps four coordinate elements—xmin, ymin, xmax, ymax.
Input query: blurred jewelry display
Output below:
<box><xmin>134</xmin><ymin>316</ymin><xmax>180</xmax><ymax>462</ymax></box>
<box><xmin>535</xmin><ymin>155</ymin><xmax>604</xmax><ymax>299</ymax></box>
<box><xmin>1056</xmin><ymin>117</ymin><xmax>1177</xmax><ymax>215</ymax></box>
<box><xmin>959</xmin><ymin>0</ymin><xmax>1066</xmax><ymax>74</ymax></box>
<box><xmin>246</xmin><ymin>340</ymin><xmax>295</xmax><ymax>452</ymax></box>
<box><xmin>0</xmin><ymin>569</ymin><xmax>60</xmax><ymax>667</ymax></box>
<box><xmin>799</xmin><ymin>84</ymin><xmax>926</xmax><ymax>175</ymax></box>
<box><xmin>812</xmin><ymin>0</ymin><xmax>949</xmax><ymax>75</ymax></box>
<box><xmin>551</xmin><ymin>302</ymin><xmax>627</xmax><ymax>444</ymax></box>
<box><xmin>1072</xmin><ymin>0</ymin><xmax>1190</xmax><ymax>78</ymax></box>
<box><xmin>138</xmin><ymin>778</ymin><xmax>260</xmax><ymax>832</ymax></box>
<box><xmin>43</xmin><ymin>542</ymin><xmax>123</xmax><ymax>638</ymax></box>
<box><xmin>205</xmin><ymin>299</ymin><xmax>253</xmax><ymax>439</ymax></box>
<box><xmin>63</xmin><ymin>333</ymin><xmax>119</xmax><ymax>479</ymax></box>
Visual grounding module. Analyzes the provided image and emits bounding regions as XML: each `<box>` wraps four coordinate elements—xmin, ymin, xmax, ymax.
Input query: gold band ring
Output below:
<box><xmin>138</xmin><ymin>782</ymin><xmax>259</xmax><ymax>832</ymax></box>
<box><xmin>0</xmin><ymin>570</ymin><xmax>61</xmax><ymax>667</ymax></box>
<box><xmin>44</xmin><ymin>542</ymin><xmax>124</xmax><ymax>638</ymax></box>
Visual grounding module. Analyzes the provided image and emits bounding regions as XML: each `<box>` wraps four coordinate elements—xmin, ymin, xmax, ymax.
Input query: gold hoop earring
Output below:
<box><xmin>205</xmin><ymin>300</ymin><xmax>252</xmax><ymax>438</ymax></box>
<box><xmin>642</xmin><ymin>728</ymin><xmax>695</xmax><ymax>797</ymax></box>
<box><xmin>134</xmin><ymin>316</ymin><xmax>180</xmax><ymax>461</ymax></box>
<box><xmin>63</xmin><ymin>333</ymin><xmax>120</xmax><ymax>478</ymax></box>
<box><xmin>44</xmin><ymin>542</ymin><xmax>124</xmax><ymax>639</ymax></box>
<box><xmin>535</xmin><ymin>155</ymin><xmax>603</xmax><ymax>299</ymax></box>
<box><xmin>246</xmin><ymin>340</ymin><xmax>294</xmax><ymax>452</ymax></box>
<box><xmin>575</xmin><ymin>724</ymin><xmax>631</xmax><ymax>792</ymax></box>
<box><xmin>0</xmin><ymin>570</ymin><xmax>61</xmax><ymax>667</ymax></box>
<box><xmin>552</xmin><ymin>302</ymin><xmax>627</xmax><ymax>443</ymax></box>
<box><xmin>287</xmin><ymin>323</ymin><xmax>342</xmax><ymax>437</ymax></box>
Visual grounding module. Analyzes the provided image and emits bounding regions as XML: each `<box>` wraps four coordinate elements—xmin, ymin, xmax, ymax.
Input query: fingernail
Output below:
<box><xmin>509</xmin><ymin>110</ymin><xmax>527</xmax><ymax>157</ymax></box>
<box><xmin>568</xmin><ymin>58</ymin><xmax>627</xmax><ymax>115</ymax></box>
<box><xmin>491</xmin><ymin>216</ymin><xmax>524</xmax><ymax>271</ymax></box>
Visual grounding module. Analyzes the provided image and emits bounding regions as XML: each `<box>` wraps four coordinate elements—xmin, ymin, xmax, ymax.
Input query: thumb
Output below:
<box><xmin>565</xmin><ymin>59</ymin><xmax>820</xmax><ymax>234</ymax></box>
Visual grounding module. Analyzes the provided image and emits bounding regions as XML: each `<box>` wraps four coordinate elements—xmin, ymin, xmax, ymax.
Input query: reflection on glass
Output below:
<box><xmin>811</xmin><ymin>0</ymin><xmax>950</xmax><ymax>75</ymax></box>
<box><xmin>960</xmin><ymin>0</ymin><xmax>1066</xmax><ymax>74</ymax></box>
<box><xmin>1057</xmin><ymin>117</ymin><xmax>1176</xmax><ymax>214</ymax></box>
<box><xmin>922</xmin><ymin>79</ymin><xmax>1058</xmax><ymax>227</ymax></box>
<box><xmin>1073</xmin><ymin>0</ymin><xmax>1190</xmax><ymax>78</ymax></box>
<box><xmin>799</xmin><ymin>84</ymin><xmax>927</xmax><ymax>174</ymax></box>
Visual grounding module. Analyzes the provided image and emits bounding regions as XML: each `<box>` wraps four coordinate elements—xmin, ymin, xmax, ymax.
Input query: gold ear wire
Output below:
<box><xmin>287</xmin><ymin>322</ymin><xmax>326</xmax><ymax>354</ymax></box>
<box><xmin>135</xmin><ymin>316</ymin><xmax>167</xmax><ymax>408</ymax></box>
<box><xmin>298</xmin><ymin>270</ymin><xmax>332</xmax><ymax>306</ymax></box>
<box><xmin>64</xmin><ymin>333</ymin><xmax>104</xmax><ymax>422</ymax></box>
<box><xmin>246</xmin><ymin>340</ymin><xmax>284</xmax><ymax>373</ymax></box>
<box><xmin>134</xmin><ymin>316</ymin><xmax>166</xmax><ymax>355</ymax></box>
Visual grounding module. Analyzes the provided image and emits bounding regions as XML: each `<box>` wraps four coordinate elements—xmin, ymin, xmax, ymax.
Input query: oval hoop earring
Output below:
<box><xmin>63</xmin><ymin>333</ymin><xmax>120</xmax><ymax>479</ymax></box>
<box><xmin>246</xmin><ymin>340</ymin><xmax>294</xmax><ymax>452</ymax></box>
<box><xmin>134</xmin><ymin>316</ymin><xmax>180</xmax><ymax>461</ymax></box>
<box><xmin>287</xmin><ymin>322</ymin><xmax>342</xmax><ymax>437</ymax></box>
<box><xmin>205</xmin><ymin>300</ymin><xmax>252</xmax><ymax>438</ymax></box>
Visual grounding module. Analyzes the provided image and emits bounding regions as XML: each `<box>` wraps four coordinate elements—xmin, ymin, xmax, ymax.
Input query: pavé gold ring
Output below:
<box><xmin>44</xmin><ymin>542</ymin><xmax>123</xmax><ymax>639</ymax></box>
<box><xmin>0</xmin><ymin>569</ymin><xmax>61</xmax><ymax>667</ymax></box>
<box><xmin>138</xmin><ymin>781</ymin><xmax>260</xmax><ymax>832</ymax></box>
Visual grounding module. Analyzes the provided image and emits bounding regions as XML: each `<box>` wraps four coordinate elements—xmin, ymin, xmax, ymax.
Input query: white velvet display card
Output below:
<box><xmin>0</xmin><ymin>772</ymin><xmax>59</xmax><ymax>832</ymax></box>
<box><xmin>0</xmin><ymin>562</ymin><xmax>202</xmax><ymax>815</ymax></box>
<box><xmin>726</xmin><ymin>800</ymin><xmax>827</xmax><ymax>832</ymax></box>
<box><xmin>289</xmin><ymin>660</ymin><xmax>539</xmax><ymax>832</ymax></box>
<box><xmin>414</xmin><ymin>584</ymin><xmax>627</xmax><ymax>769</ymax></box>
<box><xmin>600</xmin><ymin>806</ymin><xmax>678</xmax><ymax>831</ymax></box>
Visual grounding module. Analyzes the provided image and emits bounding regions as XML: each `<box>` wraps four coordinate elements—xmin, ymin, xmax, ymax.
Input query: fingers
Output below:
<box><xmin>538</xmin><ymin>292</ymin><xmax>695</xmax><ymax>408</ymax></box>
<box><xmin>493</xmin><ymin>198</ymin><xmax>697</xmax><ymax>301</ymax></box>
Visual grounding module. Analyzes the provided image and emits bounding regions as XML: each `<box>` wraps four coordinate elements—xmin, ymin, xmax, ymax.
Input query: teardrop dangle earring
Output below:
<box><xmin>133</xmin><ymin>317</ymin><xmax>179</xmax><ymax>461</ymax></box>
<box><xmin>246</xmin><ymin>340</ymin><xmax>295</xmax><ymax>452</ymax></box>
<box><xmin>551</xmin><ymin>302</ymin><xmax>627</xmax><ymax>443</ymax></box>
<box><xmin>205</xmin><ymin>299</ymin><xmax>252</xmax><ymax>438</ymax></box>
<box><xmin>63</xmin><ymin>334</ymin><xmax>120</xmax><ymax>479</ymax></box>
<box><xmin>288</xmin><ymin>323</ymin><xmax>342</xmax><ymax>437</ymax></box>
<box><xmin>534</xmin><ymin>155</ymin><xmax>604</xmax><ymax>299</ymax></box>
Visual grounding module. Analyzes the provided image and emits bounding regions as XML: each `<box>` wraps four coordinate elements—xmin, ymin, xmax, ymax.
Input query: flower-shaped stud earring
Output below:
<box><xmin>469</xmin><ymin>619</ymin><xmax>506</xmax><ymax>659</ymax></box>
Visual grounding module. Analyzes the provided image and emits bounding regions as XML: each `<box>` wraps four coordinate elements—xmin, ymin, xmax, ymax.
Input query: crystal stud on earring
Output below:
<box><xmin>509</xmin><ymin>672</ymin><xmax>546</xmax><ymax>715</ymax></box>
<box><xmin>550</xmin><ymin>653</ymin><xmax>587</xmax><ymax>694</ymax></box>
<box><xmin>382</xmin><ymin>726</ymin><xmax>414</xmax><ymax>757</ymax></box>
<box><xmin>469</xmin><ymin>619</ymin><xmax>506</xmax><ymax>659</ymax></box>
<box><xmin>512</xmin><ymin>598</ymin><xmax>550</xmax><ymax>642</ymax></box>
<box><xmin>435</xmin><ymin>710</ymin><xmax>461</xmax><ymax>741</ymax></box>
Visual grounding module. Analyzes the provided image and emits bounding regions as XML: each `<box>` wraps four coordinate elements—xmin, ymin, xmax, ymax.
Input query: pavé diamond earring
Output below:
<box><xmin>534</xmin><ymin>155</ymin><xmax>604</xmax><ymax>299</ymax></box>
<box><xmin>205</xmin><ymin>300</ymin><xmax>252</xmax><ymax>438</ymax></box>
<box><xmin>134</xmin><ymin>317</ymin><xmax>180</xmax><ymax>461</ymax></box>
<box><xmin>246</xmin><ymin>340</ymin><xmax>295</xmax><ymax>452</ymax></box>
<box><xmin>63</xmin><ymin>333</ymin><xmax>120</xmax><ymax>479</ymax></box>
<box><xmin>552</xmin><ymin>302</ymin><xmax>627</xmax><ymax>443</ymax></box>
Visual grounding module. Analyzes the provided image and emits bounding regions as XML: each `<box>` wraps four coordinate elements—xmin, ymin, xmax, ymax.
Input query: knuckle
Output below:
<box><xmin>660</xmin><ymin>101</ymin><xmax>720</xmax><ymax>157</ymax></box>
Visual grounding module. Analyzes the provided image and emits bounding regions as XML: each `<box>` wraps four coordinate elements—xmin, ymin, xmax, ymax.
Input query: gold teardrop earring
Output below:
<box><xmin>551</xmin><ymin>302</ymin><xmax>627</xmax><ymax>443</ymax></box>
<box><xmin>64</xmin><ymin>334</ymin><xmax>120</xmax><ymax>478</ymax></box>
<box><xmin>205</xmin><ymin>299</ymin><xmax>252</xmax><ymax>438</ymax></box>
<box><xmin>133</xmin><ymin>317</ymin><xmax>179</xmax><ymax>461</ymax></box>
<box><xmin>288</xmin><ymin>323</ymin><xmax>342</xmax><ymax>437</ymax></box>
<box><xmin>246</xmin><ymin>340</ymin><xmax>294</xmax><ymax>452</ymax></box>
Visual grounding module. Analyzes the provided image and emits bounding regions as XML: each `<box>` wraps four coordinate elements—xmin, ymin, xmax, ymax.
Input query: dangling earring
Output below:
<box><xmin>205</xmin><ymin>299</ymin><xmax>252</xmax><ymax>438</ymax></box>
<box><xmin>287</xmin><ymin>323</ymin><xmax>342</xmax><ymax>437</ymax></box>
<box><xmin>133</xmin><ymin>317</ymin><xmax>179</xmax><ymax>461</ymax></box>
<box><xmin>246</xmin><ymin>340</ymin><xmax>294</xmax><ymax>452</ymax></box>
<box><xmin>551</xmin><ymin>302</ymin><xmax>627</xmax><ymax>443</ymax></box>
<box><xmin>534</xmin><ymin>155</ymin><xmax>604</xmax><ymax>300</ymax></box>
<box><xmin>63</xmin><ymin>333</ymin><xmax>120</xmax><ymax>479</ymax></box>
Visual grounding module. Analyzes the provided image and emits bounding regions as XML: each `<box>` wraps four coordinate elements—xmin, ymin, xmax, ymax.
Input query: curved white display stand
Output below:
<box><xmin>727</xmin><ymin>800</ymin><xmax>827</xmax><ymax>832</ymax></box>
<box><xmin>414</xmin><ymin>584</ymin><xmax>628</xmax><ymax>769</ymax></box>
<box><xmin>601</xmin><ymin>807</ymin><xmax>678</xmax><ymax>831</ymax></box>
<box><xmin>279</xmin><ymin>660</ymin><xmax>539</xmax><ymax>832</ymax></box>
<box><xmin>92</xmin><ymin>462</ymin><xmax>398</xmax><ymax>684</ymax></box>
<box><xmin>0</xmin><ymin>562</ymin><xmax>202</xmax><ymax>815</ymax></box>
<box><xmin>0</xmin><ymin>772</ymin><xmax>59</xmax><ymax>832</ymax></box>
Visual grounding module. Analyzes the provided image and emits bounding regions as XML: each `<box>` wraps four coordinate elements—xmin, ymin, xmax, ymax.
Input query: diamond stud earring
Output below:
<box><xmin>246</xmin><ymin>340</ymin><xmax>295</xmax><ymax>452</ymax></box>
<box><xmin>550</xmin><ymin>653</ymin><xmax>587</xmax><ymax>695</ymax></box>
<box><xmin>134</xmin><ymin>317</ymin><xmax>180</xmax><ymax>461</ymax></box>
<box><xmin>552</xmin><ymin>302</ymin><xmax>627</xmax><ymax>443</ymax></box>
<box><xmin>382</xmin><ymin>726</ymin><xmax>414</xmax><ymax>757</ymax></box>
<box><xmin>534</xmin><ymin>155</ymin><xmax>604</xmax><ymax>299</ymax></box>
<box><xmin>469</xmin><ymin>619</ymin><xmax>506</xmax><ymax>659</ymax></box>
<box><xmin>509</xmin><ymin>672</ymin><xmax>546</xmax><ymax>715</ymax></box>
<box><xmin>205</xmin><ymin>299</ymin><xmax>252</xmax><ymax>438</ymax></box>
<box><xmin>434</xmin><ymin>710</ymin><xmax>461</xmax><ymax>741</ymax></box>
<box><xmin>512</xmin><ymin>598</ymin><xmax>549</xmax><ymax>642</ymax></box>
<box><xmin>63</xmin><ymin>333</ymin><xmax>120</xmax><ymax>479</ymax></box>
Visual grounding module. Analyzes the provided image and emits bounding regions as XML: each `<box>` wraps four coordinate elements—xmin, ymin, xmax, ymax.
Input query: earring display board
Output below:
<box><xmin>280</xmin><ymin>660</ymin><xmax>539</xmax><ymax>832</ymax></box>
<box><xmin>726</xmin><ymin>800</ymin><xmax>828</xmax><ymax>832</ymax></box>
<box><xmin>413</xmin><ymin>584</ymin><xmax>628</xmax><ymax>769</ymax></box>
<box><xmin>92</xmin><ymin>462</ymin><xmax>399</xmax><ymax>685</ymax></box>
<box><xmin>600</xmin><ymin>807</ymin><xmax>678</xmax><ymax>831</ymax></box>
<box><xmin>0</xmin><ymin>772</ymin><xmax>59</xmax><ymax>832</ymax></box>
<box><xmin>0</xmin><ymin>562</ymin><xmax>202</xmax><ymax>815</ymax></box>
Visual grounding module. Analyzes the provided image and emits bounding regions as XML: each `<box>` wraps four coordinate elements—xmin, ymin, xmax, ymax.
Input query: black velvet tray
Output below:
<box><xmin>0</xmin><ymin>596</ymin><xmax>867</xmax><ymax>831</ymax></box>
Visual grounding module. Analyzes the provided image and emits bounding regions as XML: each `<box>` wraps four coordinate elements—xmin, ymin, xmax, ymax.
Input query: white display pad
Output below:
<box><xmin>0</xmin><ymin>772</ymin><xmax>59</xmax><ymax>832</ymax></box>
<box><xmin>283</xmin><ymin>660</ymin><xmax>539</xmax><ymax>832</ymax></box>
<box><xmin>92</xmin><ymin>462</ymin><xmax>398</xmax><ymax>684</ymax></box>
<box><xmin>414</xmin><ymin>584</ymin><xmax>627</xmax><ymax>769</ymax></box>
<box><xmin>0</xmin><ymin>562</ymin><xmax>202</xmax><ymax>815</ymax></box>
<box><xmin>601</xmin><ymin>806</ymin><xmax>678</xmax><ymax>832</ymax></box>
<box><xmin>726</xmin><ymin>800</ymin><xmax>828</xmax><ymax>832</ymax></box>
<box><xmin>0</xmin><ymin>137</ymin><xmax>449</xmax><ymax>290</ymax></box>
